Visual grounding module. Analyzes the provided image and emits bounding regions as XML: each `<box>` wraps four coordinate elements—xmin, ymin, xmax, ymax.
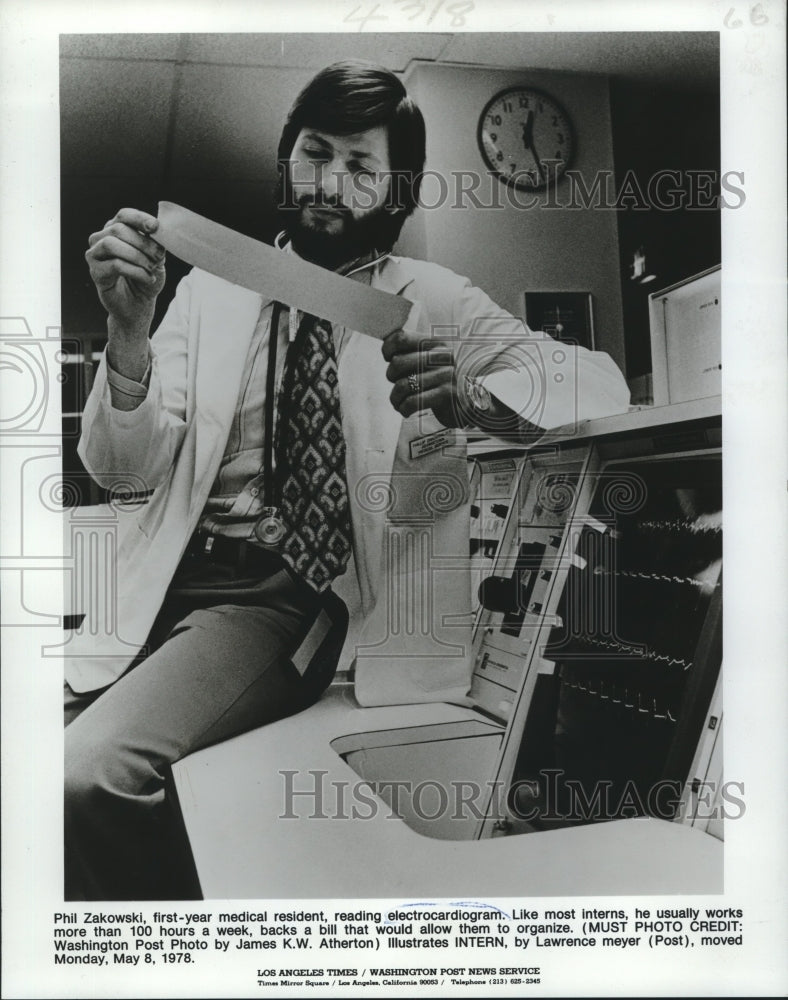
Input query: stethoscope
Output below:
<box><xmin>252</xmin><ymin>242</ymin><xmax>390</xmax><ymax>548</ymax></box>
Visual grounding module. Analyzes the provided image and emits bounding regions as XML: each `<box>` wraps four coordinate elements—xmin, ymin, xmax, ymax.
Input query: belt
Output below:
<box><xmin>184</xmin><ymin>531</ymin><xmax>284</xmax><ymax>574</ymax></box>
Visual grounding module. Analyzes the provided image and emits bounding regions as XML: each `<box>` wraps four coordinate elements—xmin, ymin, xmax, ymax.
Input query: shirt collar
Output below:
<box><xmin>274</xmin><ymin>230</ymin><xmax>389</xmax><ymax>280</ymax></box>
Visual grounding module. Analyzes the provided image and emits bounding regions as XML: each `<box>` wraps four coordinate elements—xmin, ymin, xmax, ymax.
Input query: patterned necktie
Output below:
<box><xmin>275</xmin><ymin>313</ymin><xmax>353</xmax><ymax>592</ymax></box>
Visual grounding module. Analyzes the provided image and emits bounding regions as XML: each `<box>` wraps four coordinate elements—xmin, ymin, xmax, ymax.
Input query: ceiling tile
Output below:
<box><xmin>59</xmin><ymin>34</ymin><xmax>182</xmax><ymax>61</ymax></box>
<box><xmin>183</xmin><ymin>32</ymin><xmax>453</xmax><ymax>71</ymax></box>
<box><xmin>438</xmin><ymin>32</ymin><xmax>718</xmax><ymax>92</ymax></box>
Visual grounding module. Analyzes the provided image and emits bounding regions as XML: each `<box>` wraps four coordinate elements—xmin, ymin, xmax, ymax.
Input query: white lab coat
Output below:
<box><xmin>70</xmin><ymin>256</ymin><xmax>629</xmax><ymax>703</ymax></box>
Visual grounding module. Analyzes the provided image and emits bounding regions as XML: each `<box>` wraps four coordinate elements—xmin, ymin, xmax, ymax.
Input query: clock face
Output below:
<box><xmin>478</xmin><ymin>87</ymin><xmax>574</xmax><ymax>191</ymax></box>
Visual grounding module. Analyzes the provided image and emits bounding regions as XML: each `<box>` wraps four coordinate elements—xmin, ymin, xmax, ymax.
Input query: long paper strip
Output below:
<box><xmin>155</xmin><ymin>201</ymin><xmax>411</xmax><ymax>339</ymax></box>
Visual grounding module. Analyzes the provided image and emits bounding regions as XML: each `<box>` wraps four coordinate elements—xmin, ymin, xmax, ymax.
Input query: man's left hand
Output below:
<box><xmin>382</xmin><ymin>328</ymin><xmax>463</xmax><ymax>427</ymax></box>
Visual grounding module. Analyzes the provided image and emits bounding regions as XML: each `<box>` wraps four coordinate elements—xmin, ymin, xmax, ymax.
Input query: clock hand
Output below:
<box><xmin>520</xmin><ymin>110</ymin><xmax>534</xmax><ymax>150</ymax></box>
<box><xmin>530</xmin><ymin>141</ymin><xmax>545</xmax><ymax>181</ymax></box>
<box><xmin>520</xmin><ymin>110</ymin><xmax>544</xmax><ymax>180</ymax></box>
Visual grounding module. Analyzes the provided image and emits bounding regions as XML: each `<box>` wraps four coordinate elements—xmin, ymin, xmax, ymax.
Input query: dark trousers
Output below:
<box><xmin>64</xmin><ymin>548</ymin><xmax>327</xmax><ymax>900</ymax></box>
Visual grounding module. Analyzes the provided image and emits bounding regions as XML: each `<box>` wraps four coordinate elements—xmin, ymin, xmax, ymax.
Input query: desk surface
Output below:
<box><xmin>172</xmin><ymin>687</ymin><xmax>722</xmax><ymax>900</ymax></box>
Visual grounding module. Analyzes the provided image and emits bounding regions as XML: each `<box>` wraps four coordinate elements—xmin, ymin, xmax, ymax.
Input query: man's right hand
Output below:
<box><xmin>86</xmin><ymin>208</ymin><xmax>166</xmax><ymax>334</ymax></box>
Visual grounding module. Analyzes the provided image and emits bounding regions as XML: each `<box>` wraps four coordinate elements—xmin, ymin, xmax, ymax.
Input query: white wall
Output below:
<box><xmin>397</xmin><ymin>61</ymin><xmax>625</xmax><ymax>368</ymax></box>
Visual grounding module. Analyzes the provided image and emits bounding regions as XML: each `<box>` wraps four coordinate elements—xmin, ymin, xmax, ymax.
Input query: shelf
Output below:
<box><xmin>466</xmin><ymin>395</ymin><xmax>722</xmax><ymax>456</ymax></box>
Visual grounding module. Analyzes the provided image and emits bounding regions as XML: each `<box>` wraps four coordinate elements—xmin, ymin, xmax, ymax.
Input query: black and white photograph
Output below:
<box><xmin>1</xmin><ymin>1</ymin><xmax>786</xmax><ymax>997</ymax></box>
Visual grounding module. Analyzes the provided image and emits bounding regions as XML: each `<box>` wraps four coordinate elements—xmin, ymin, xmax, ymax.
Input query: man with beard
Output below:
<box><xmin>66</xmin><ymin>62</ymin><xmax>629</xmax><ymax>900</ymax></box>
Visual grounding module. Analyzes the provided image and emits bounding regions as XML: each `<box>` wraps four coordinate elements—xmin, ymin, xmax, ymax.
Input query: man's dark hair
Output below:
<box><xmin>277</xmin><ymin>60</ymin><xmax>426</xmax><ymax>248</ymax></box>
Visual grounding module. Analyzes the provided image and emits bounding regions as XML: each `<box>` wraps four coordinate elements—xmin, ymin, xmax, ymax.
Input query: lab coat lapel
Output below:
<box><xmin>192</xmin><ymin>276</ymin><xmax>263</xmax><ymax>487</ymax></box>
<box><xmin>372</xmin><ymin>256</ymin><xmax>416</xmax><ymax>300</ymax></box>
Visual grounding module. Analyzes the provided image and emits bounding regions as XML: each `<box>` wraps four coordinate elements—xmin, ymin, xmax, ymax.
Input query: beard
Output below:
<box><xmin>278</xmin><ymin>172</ymin><xmax>403</xmax><ymax>271</ymax></box>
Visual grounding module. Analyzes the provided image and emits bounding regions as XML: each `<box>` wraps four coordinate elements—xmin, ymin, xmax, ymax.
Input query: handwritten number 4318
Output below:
<box><xmin>344</xmin><ymin>0</ymin><xmax>475</xmax><ymax>30</ymax></box>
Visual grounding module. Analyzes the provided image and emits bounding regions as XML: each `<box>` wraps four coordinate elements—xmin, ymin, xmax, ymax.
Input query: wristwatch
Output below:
<box><xmin>464</xmin><ymin>375</ymin><xmax>492</xmax><ymax>417</ymax></box>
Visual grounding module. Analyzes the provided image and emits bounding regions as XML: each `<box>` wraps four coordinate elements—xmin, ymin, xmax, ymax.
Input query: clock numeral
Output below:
<box><xmin>557</xmin><ymin>133</ymin><xmax>564</xmax><ymax>144</ymax></box>
<box><xmin>519</xmin><ymin>97</ymin><xmax>530</xmax><ymax>108</ymax></box>
<box><xmin>491</xmin><ymin>114</ymin><xmax>502</xmax><ymax>126</ymax></box>
<box><xmin>503</xmin><ymin>100</ymin><xmax>513</xmax><ymax>112</ymax></box>
<box><xmin>496</xmin><ymin>150</ymin><xmax>504</xmax><ymax>162</ymax></box>
<box><xmin>555</xmin><ymin>151</ymin><xmax>562</xmax><ymax>160</ymax></box>
<box><xmin>490</xmin><ymin>132</ymin><xmax>497</xmax><ymax>142</ymax></box>
<box><xmin>537</xmin><ymin>101</ymin><xmax>544</xmax><ymax>112</ymax></box>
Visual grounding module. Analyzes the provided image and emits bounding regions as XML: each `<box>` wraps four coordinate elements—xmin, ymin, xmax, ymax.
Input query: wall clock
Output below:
<box><xmin>478</xmin><ymin>86</ymin><xmax>575</xmax><ymax>191</ymax></box>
